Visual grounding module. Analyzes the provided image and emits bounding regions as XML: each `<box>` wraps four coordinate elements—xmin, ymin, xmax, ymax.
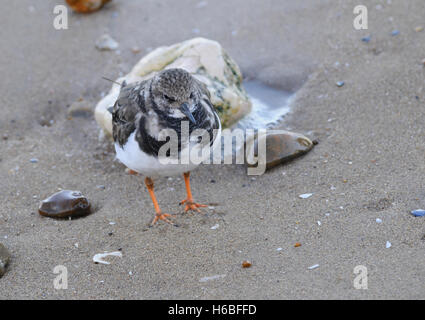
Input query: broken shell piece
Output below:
<box><xmin>199</xmin><ymin>274</ymin><xmax>226</xmax><ymax>282</ymax></box>
<box><xmin>93</xmin><ymin>251</ymin><xmax>122</xmax><ymax>265</ymax></box>
<box><xmin>411</xmin><ymin>209</ymin><xmax>425</xmax><ymax>217</ymax></box>
<box><xmin>96</xmin><ymin>34</ymin><xmax>119</xmax><ymax>51</ymax></box>
<box><xmin>299</xmin><ymin>193</ymin><xmax>313</xmax><ymax>199</ymax></box>
<box><xmin>66</xmin><ymin>0</ymin><xmax>111</xmax><ymax>13</ymax></box>
<box><xmin>245</xmin><ymin>130</ymin><xmax>314</xmax><ymax>171</ymax></box>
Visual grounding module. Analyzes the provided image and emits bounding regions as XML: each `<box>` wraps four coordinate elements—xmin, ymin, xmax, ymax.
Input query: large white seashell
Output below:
<box><xmin>95</xmin><ymin>37</ymin><xmax>252</xmax><ymax>136</ymax></box>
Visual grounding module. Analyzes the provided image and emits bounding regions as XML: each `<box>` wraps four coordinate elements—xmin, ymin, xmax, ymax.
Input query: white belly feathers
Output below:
<box><xmin>115</xmin><ymin>126</ymin><xmax>221</xmax><ymax>177</ymax></box>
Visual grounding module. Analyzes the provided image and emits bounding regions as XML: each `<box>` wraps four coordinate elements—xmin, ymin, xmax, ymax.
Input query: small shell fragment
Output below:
<box><xmin>95</xmin><ymin>34</ymin><xmax>119</xmax><ymax>51</ymax></box>
<box><xmin>299</xmin><ymin>193</ymin><xmax>313</xmax><ymax>199</ymax></box>
<box><xmin>199</xmin><ymin>274</ymin><xmax>226</xmax><ymax>282</ymax></box>
<box><xmin>93</xmin><ymin>251</ymin><xmax>122</xmax><ymax>265</ymax></box>
<box><xmin>411</xmin><ymin>209</ymin><xmax>425</xmax><ymax>217</ymax></box>
<box><xmin>308</xmin><ymin>264</ymin><xmax>319</xmax><ymax>270</ymax></box>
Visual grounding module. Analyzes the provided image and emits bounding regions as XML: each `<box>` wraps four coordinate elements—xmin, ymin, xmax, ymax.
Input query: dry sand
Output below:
<box><xmin>0</xmin><ymin>0</ymin><xmax>424</xmax><ymax>299</ymax></box>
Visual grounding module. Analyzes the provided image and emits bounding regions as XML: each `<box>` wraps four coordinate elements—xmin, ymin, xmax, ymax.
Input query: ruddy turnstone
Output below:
<box><xmin>111</xmin><ymin>68</ymin><xmax>221</xmax><ymax>225</ymax></box>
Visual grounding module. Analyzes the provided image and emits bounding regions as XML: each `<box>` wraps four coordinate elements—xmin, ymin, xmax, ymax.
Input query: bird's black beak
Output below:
<box><xmin>180</xmin><ymin>103</ymin><xmax>196</xmax><ymax>124</ymax></box>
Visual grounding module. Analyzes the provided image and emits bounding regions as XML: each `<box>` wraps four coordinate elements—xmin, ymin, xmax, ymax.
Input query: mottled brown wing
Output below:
<box><xmin>112</xmin><ymin>81</ymin><xmax>148</xmax><ymax>147</ymax></box>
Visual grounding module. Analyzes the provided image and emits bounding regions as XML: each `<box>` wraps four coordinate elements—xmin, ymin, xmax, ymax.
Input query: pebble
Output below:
<box><xmin>95</xmin><ymin>34</ymin><xmax>119</xmax><ymax>51</ymax></box>
<box><xmin>361</xmin><ymin>36</ymin><xmax>371</xmax><ymax>43</ymax></box>
<box><xmin>294</xmin><ymin>242</ymin><xmax>302</xmax><ymax>247</ymax></box>
<box><xmin>0</xmin><ymin>243</ymin><xmax>11</xmax><ymax>277</ymax></box>
<box><xmin>376</xmin><ymin>218</ymin><xmax>382</xmax><ymax>223</ymax></box>
<box><xmin>210</xmin><ymin>224</ymin><xmax>219</xmax><ymax>230</ymax></box>
<box><xmin>386</xmin><ymin>241</ymin><xmax>392</xmax><ymax>248</ymax></box>
<box><xmin>299</xmin><ymin>193</ymin><xmax>313</xmax><ymax>199</ymax></box>
<box><xmin>131</xmin><ymin>47</ymin><xmax>141</xmax><ymax>54</ymax></box>
<box><xmin>336</xmin><ymin>81</ymin><xmax>345</xmax><ymax>87</ymax></box>
<box><xmin>411</xmin><ymin>209</ymin><xmax>425</xmax><ymax>217</ymax></box>
<box><xmin>391</xmin><ymin>30</ymin><xmax>400</xmax><ymax>36</ymax></box>
<box><xmin>66</xmin><ymin>0</ymin><xmax>111</xmax><ymax>13</ymax></box>
<box><xmin>29</xmin><ymin>158</ymin><xmax>39</xmax><ymax>163</ymax></box>
<box><xmin>276</xmin><ymin>247</ymin><xmax>283</xmax><ymax>251</ymax></box>
<box><xmin>38</xmin><ymin>190</ymin><xmax>91</xmax><ymax>218</ymax></box>
<box><xmin>93</xmin><ymin>251</ymin><xmax>122</xmax><ymax>265</ymax></box>
<box><xmin>242</xmin><ymin>260</ymin><xmax>252</xmax><ymax>268</ymax></box>
<box><xmin>415</xmin><ymin>26</ymin><xmax>424</xmax><ymax>32</ymax></box>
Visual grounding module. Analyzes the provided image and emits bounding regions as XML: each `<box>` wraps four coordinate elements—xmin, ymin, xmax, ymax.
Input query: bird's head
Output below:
<box><xmin>151</xmin><ymin>68</ymin><xmax>200</xmax><ymax>124</ymax></box>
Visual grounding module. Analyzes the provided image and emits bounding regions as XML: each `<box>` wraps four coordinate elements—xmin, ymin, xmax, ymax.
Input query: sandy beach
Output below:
<box><xmin>0</xmin><ymin>0</ymin><xmax>424</xmax><ymax>299</ymax></box>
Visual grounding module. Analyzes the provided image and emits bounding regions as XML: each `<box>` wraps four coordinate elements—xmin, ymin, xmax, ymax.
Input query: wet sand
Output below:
<box><xmin>0</xmin><ymin>0</ymin><xmax>424</xmax><ymax>299</ymax></box>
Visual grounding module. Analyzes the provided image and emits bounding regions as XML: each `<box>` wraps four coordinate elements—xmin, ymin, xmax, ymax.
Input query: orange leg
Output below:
<box><xmin>179</xmin><ymin>172</ymin><xmax>207</xmax><ymax>212</ymax></box>
<box><xmin>145</xmin><ymin>177</ymin><xmax>175</xmax><ymax>226</ymax></box>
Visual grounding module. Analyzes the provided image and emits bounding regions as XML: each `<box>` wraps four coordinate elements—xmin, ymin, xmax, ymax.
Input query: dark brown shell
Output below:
<box><xmin>38</xmin><ymin>190</ymin><xmax>91</xmax><ymax>218</ymax></box>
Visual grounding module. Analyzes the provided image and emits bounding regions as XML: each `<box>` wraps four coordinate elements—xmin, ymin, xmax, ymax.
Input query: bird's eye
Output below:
<box><xmin>163</xmin><ymin>94</ymin><xmax>175</xmax><ymax>103</ymax></box>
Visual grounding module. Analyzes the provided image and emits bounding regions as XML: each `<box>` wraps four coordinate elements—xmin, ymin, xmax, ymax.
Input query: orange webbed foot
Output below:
<box><xmin>151</xmin><ymin>212</ymin><xmax>176</xmax><ymax>226</ymax></box>
<box><xmin>179</xmin><ymin>199</ymin><xmax>208</xmax><ymax>213</ymax></box>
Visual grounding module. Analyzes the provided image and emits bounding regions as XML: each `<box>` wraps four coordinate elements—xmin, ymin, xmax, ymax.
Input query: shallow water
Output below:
<box><xmin>237</xmin><ymin>80</ymin><xmax>293</xmax><ymax>129</ymax></box>
<box><xmin>217</xmin><ymin>81</ymin><xmax>294</xmax><ymax>160</ymax></box>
